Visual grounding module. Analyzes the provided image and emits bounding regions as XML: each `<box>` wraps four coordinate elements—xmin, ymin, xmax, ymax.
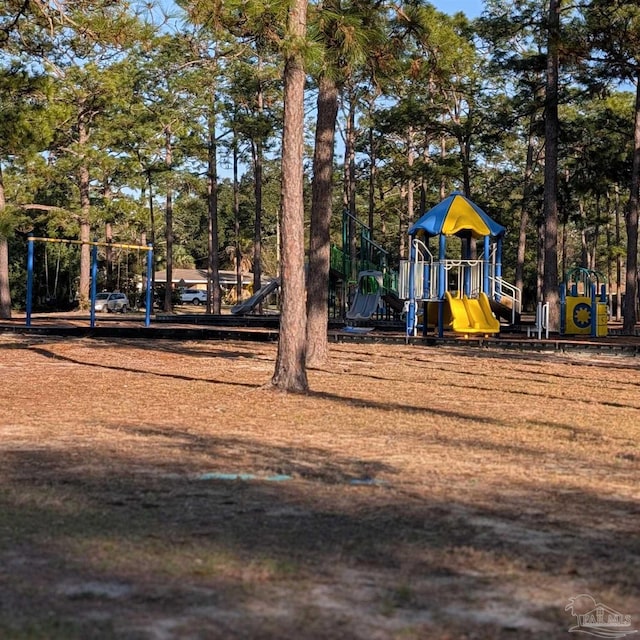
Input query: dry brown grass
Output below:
<box><xmin>0</xmin><ymin>333</ymin><xmax>639</xmax><ymax>639</ymax></box>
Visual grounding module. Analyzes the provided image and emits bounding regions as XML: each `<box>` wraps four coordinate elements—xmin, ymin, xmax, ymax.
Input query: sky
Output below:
<box><xmin>429</xmin><ymin>0</ymin><xmax>485</xmax><ymax>18</ymax></box>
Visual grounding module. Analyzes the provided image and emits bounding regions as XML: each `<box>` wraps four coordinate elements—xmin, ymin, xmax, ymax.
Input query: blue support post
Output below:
<box><xmin>483</xmin><ymin>235</ymin><xmax>490</xmax><ymax>296</ymax></box>
<box><xmin>559</xmin><ymin>282</ymin><xmax>566</xmax><ymax>335</ymax></box>
<box><xmin>26</xmin><ymin>235</ymin><xmax>34</xmax><ymax>327</ymax></box>
<box><xmin>463</xmin><ymin>235</ymin><xmax>471</xmax><ymax>297</ymax></box>
<box><xmin>423</xmin><ymin>262</ymin><xmax>430</xmax><ymax>300</ymax></box>
<box><xmin>90</xmin><ymin>242</ymin><xmax>98</xmax><ymax>328</ymax></box>
<box><xmin>590</xmin><ymin>283</ymin><xmax>597</xmax><ymax>338</ymax></box>
<box><xmin>145</xmin><ymin>244</ymin><xmax>153</xmax><ymax>327</ymax></box>
<box><xmin>438</xmin><ymin>235</ymin><xmax>446</xmax><ymax>298</ymax></box>
<box><xmin>495</xmin><ymin>238</ymin><xmax>503</xmax><ymax>301</ymax></box>
<box><xmin>438</xmin><ymin>234</ymin><xmax>446</xmax><ymax>338</ymax></box>
<box><xmin>406</xmin><ymin>238</ymin><xmax>416</xmax><ymax>337</ymax></box>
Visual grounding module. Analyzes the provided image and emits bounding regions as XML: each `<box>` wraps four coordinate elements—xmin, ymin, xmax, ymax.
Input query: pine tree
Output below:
<box><xmin>272</xmin><ymin>0</ymin><xmax>309</xmax><ymax>392</ymax></box>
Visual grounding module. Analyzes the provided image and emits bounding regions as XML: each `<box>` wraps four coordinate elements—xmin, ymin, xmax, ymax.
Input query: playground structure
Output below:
<box><xmin>560</xmin><ymin>267</ymin><xmax>608</xmax><ymax>337</ymax></box>
<box><xmin>332</xmin><ymin>197</ymin><xmax>522</xmax><ymax>336</ymax></box>
<box><xmin>25</xmin><ymin>236</ymin><xmax>154</xmax><ymax>328</ymax></box>
<box><xmin>400</xmin><ymin>192</ymin><xmax>521</xmax><ymax>337</ymax></box>
<box><xmin>330</xmin><ymin>211</ymin><xmax>399</xmax><ymax>322</ymax></box>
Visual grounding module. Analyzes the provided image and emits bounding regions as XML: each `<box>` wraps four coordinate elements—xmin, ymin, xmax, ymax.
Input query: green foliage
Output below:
<box><xmin>0</xmin><ymin>0</ymin><xmax>639</xmax><ymax>310</ymax></box>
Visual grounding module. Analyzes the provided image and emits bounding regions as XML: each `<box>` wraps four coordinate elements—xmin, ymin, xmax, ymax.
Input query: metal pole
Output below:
<box><xmin>438</xmin><ymin>235</ymin><xmax>446</xmax><ymax>338</ymax></box>
<box><xmin>90</xmin><ymin>242</ymin><xmax>98</xmax><ymax>328</ymax></box>
<box><xmin>26</xmin><ymin>235</ymin><xmax>34</xmax><ymax>327</ymax></box>
<box><xmin>463</xmin><ymin>234</ymin><xmax>471</xmax><ymax>297</ymax></box>
<box><xmin>559</xmin><ymin>282</ymin><xmax>566</xmax><ymax>335</ymax></box>
<box><xmin>145</xmin><ymin>244</ymin><xmax>153</xmax><ymax>327</ymax></box>
<box><xmin>496</xmin><ymin>238</ymin><xmax>503</xmax><ymax>301</ymax></box>
<box><xmin>483</xmin><ymin>235</ymin><xmax>490</xmax><ymax>296</ymax></box>
<box><xmin>406</xmin><ymin>238</ymin><xmax>416</xmax><ymax>337</ymax></box>
<box><xmin>591</xmin><ymin>283</ymin><xmax>597</xmax><ymax>338</ymax></box>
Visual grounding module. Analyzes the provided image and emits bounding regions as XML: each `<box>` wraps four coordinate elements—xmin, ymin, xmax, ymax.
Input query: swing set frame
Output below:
<box><xmin>26</xmin><ymin>235</ymin><xmax>154</xmax><ymax>328</ymax></box>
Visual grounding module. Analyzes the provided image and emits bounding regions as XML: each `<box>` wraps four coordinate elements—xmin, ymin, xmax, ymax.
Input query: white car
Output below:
<box><xmin>180</xmin><ymin>289</ymin><xmax>207</xmax><ymax>305</ymax></box>
<box><xmin>94</xmin><ymin>292</ymin><xmax>129</xmax><ymax>313</ymax></box>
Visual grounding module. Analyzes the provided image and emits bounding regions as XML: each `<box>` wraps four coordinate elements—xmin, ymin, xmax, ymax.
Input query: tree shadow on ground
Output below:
<box><xmin>1</xmin><ymin>436</ymin><xmax>639</xmax><ymax>640</ymax></box>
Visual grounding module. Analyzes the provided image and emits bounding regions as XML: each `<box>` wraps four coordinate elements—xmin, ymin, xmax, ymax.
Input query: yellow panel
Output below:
<box><xmin>565</xmin><ymin>297</ymin><xmax>592</xmax><ymax>334</ymax></box>
<box><xmin>597</xmin><ymin>303</ymin><xmax>608</xmax><ymax>337</ymax></box>
<box><xmin>441</xmin><ymin>198</ymin><xmax>491</xmax><ymax>237</ymax></box>
<box><xmin>565</xmin><ymin>298</ymin><xmax>608</xmax><ymax>336</ymax></box>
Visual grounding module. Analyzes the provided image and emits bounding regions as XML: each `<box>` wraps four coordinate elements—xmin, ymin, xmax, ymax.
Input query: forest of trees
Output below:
<box><xmin>1</xmin><ymin>0</ymin><xmax>639</xmax><ymax>389</ymax></box>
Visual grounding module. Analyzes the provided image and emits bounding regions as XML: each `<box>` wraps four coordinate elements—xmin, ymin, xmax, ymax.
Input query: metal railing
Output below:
<box><xmin>398</xmin><ymin>238</ymin><xmax>522</xmax><ymax>324</ymax></box>
<box><xmin>527</xmin><ymin>302</ymin><xmax>549</xmax><ymax>339</ymax></box>
<box><xmin>487</xmin><ymin>275</ymin><xmax>522</xmax><ymax>323</ymax></box>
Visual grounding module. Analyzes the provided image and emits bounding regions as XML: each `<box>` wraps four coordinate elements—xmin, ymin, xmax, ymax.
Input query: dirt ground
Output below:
<box><xmin>0</xmin><ymin>332</ymin><xmax>639</xmax><ymax>639</ymax></box>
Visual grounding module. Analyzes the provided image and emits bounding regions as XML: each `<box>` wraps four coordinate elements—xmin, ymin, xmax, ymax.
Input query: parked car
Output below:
<box><xmin>94</xmin><ymin>291</ymin><xmax>129</xmax><ymax>313</ymax></box>
<box><xmin>180</xmin><ymin>289</ymin><xmax>207</xmax><ymax>305</ymax></box>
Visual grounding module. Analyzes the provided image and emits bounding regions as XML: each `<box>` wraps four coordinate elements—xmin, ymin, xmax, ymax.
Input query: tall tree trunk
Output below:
<box><xmin>207</xmin><ymin>106</ymin><xmax>221</xmax><ymax>315</ymax></box>
<box><xmin>407</xmin><ymin>127</ymin><xmax>415</xmax><ymax>229</ymax></box>
<box><xmin>623</xmin><ymin>72</ymin><xmax>640</xmax><ymax>333</ymax></box>
<box><xmin>0</xmin><ymin>163</ymin><xmax>10</xmax><ymax>319</ymax></box>
<box><xmin>439</xmin><ymin>132</ymin><xmax>447</xmax><ymax>199</ymax></box>
<box><xmin>105</xmin><ymin>221</ymin><xmax>114</xmax><ymax>290</ymax></box>
<box><xmin>252</xmin><ymin>138</ymin><xmax>263</xmax><ymax>299</ymax></box>
<box><xmin>537</xmin><ymin>218</ymin><xmax>545</xmax><ymax>303</ymax></box>
<box><xmin>344</xmin><ymin>87</ymin><xmax>357</xmax><ymax>281</ymax></box>
<box><xmin>78</xmin><ymin>114</ymin><xmax>91</xmax><ymax>309</ymax></box>
<box><xmin>615</xmin><ymin>186</ymin><xmax>622</xmax><ymax>322</ymax></box>
<box><xmin>233</xmin><ymin>130</ymin><xmax>242</xmax><ymax>302</ymax></box>
<box><xmin>368</xmin><ymin>125</ymin><xmax>376</xmax><ymax>235</ymax></box>
<box><xmin>306</xmin><ymin>74</ymin><xmax>338</xmax><ymax>367</ymax></box>
<box><xmin>461</xmin><ymin>137</ymin><xmax>471</xmax><ymax>198</ymax></box>
<box><xmin>253</xmin><ymin>72</ymin><xmax>264</xmax><ymax>300</ymax></box>
<box><xmin>272</xmin><ymin>0</ymin><xmax>309</xmax><ymax>392</ymax></box>
<box><xmin>399</xmin><ymin>183</ymin><xmax>407</xmax><ymax>259</ymax></box>
<box><xmin>515</xmin><ymin>117</ymin><xmax>536</xmax><ymax>301</ymax></box>
<box><xmin>147</xmin><ymin>169</ymin><xmax>156</xmax><ymax>295</ymax></box>
<box><xmin>543</xmin><ymin>0</ymin><xmax>561</xmax><ymax>332</ymax></box>
<box><xmin>366</xmin><ymin>90</ymin><xmax>380</xmax><ymax>237</ymax></box>
<box><xmin>164</xmin><ymin>126</ymin><xmax>174</xmax><ymax>312</ymax></box>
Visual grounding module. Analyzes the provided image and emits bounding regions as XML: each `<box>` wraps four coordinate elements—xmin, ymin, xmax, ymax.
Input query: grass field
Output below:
<box><xmin>1</xmin><ymin>333</ymin><xmax>639</xmax><ymax>639</ymax></box>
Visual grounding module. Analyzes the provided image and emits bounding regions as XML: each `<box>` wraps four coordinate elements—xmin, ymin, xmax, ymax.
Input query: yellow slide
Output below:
<box><xmin>445</xmin><ymin>291</ymin><xmax>500</xmax><ymax>335</ymax></box>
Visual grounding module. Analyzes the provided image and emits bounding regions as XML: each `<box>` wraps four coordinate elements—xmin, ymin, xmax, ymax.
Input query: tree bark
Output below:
<box><xmin>0</xmin><ymin>163</ymin><xmax>10</xmax><ymax>319</ymax></box>
<box><xmin>0</xmin><ymin>235</ymin><xmax>9</xmax><ymax>319</ymax></box>
<box><xmin>542</xmin><ymin>0</ymin><xmax>561</xmax><ymax>332</ymax></box>
<box><xmin>272</xmin><ymin>0</ymin><xmax>309</xmax><ymax>392</ymax></box>
<box><xmin>615</xmin><ymin>186</ymin><xmax>622</xmax><ymax>322</ymax></box>
<box><xmin>306</xmin><ymin>74</ymin><xmax>338</xmax><ymax>367</ymax></box>
<box><xmin>623</xmin><ymin>71</ymin><xmax>640</xmax><ymax>333</ymax></box>
<box><xmin>105</xmin><ymin>221</ymin><xmax>113</xmax><ymax>290</ymax></box>
<box><xmin>233</xmin><ymin>129</ymin><xmax>242</xmax><ymax>302</ymax></box>
<box><xmin>207</xmin><ymin>106</ymin><xmax>221</xmax><ymax>315</ymax></box>
<box><xmin>253</xmin><ymin>74</ymin><xmax>264</xmax><ymax>301</ymax></box>
<box><xmin>515</xmin><ymin>117</ymin><xmax>536</xmax><ymax>303</ymax></box>
<box><xmin>407</xmin><ymin>127</ymin><xmax>415</xmax><ymax>230</ymax></box>
<box><xmin>344</xmin><ymin>87</ymin><xmax>357</xmax><ymax>281</ymax></box>
<box><xmin>164</xmin><ymin>126</ymin><xmax>174</xmax><ymax>312</ymax></box>
<box><xmin>147</xmin><ymin>169</ymin><xmax>156</xmax><ymax>295</ymax></box>
<box><xmin>78</xmin><ymin>113</ymin><xmax>91</xmax><ymax>309</ymax></box>
<box><xmin>368</xmin><ymin>124</ymin><xmax>376</xmax><ymax>236</ymax></box>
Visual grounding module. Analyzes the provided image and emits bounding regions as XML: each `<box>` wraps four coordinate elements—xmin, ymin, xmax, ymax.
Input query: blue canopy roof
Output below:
<box><xmin>409</xmin><ymin>192</ymin><xmax>506</xmax><ymax>240</ymax></box>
